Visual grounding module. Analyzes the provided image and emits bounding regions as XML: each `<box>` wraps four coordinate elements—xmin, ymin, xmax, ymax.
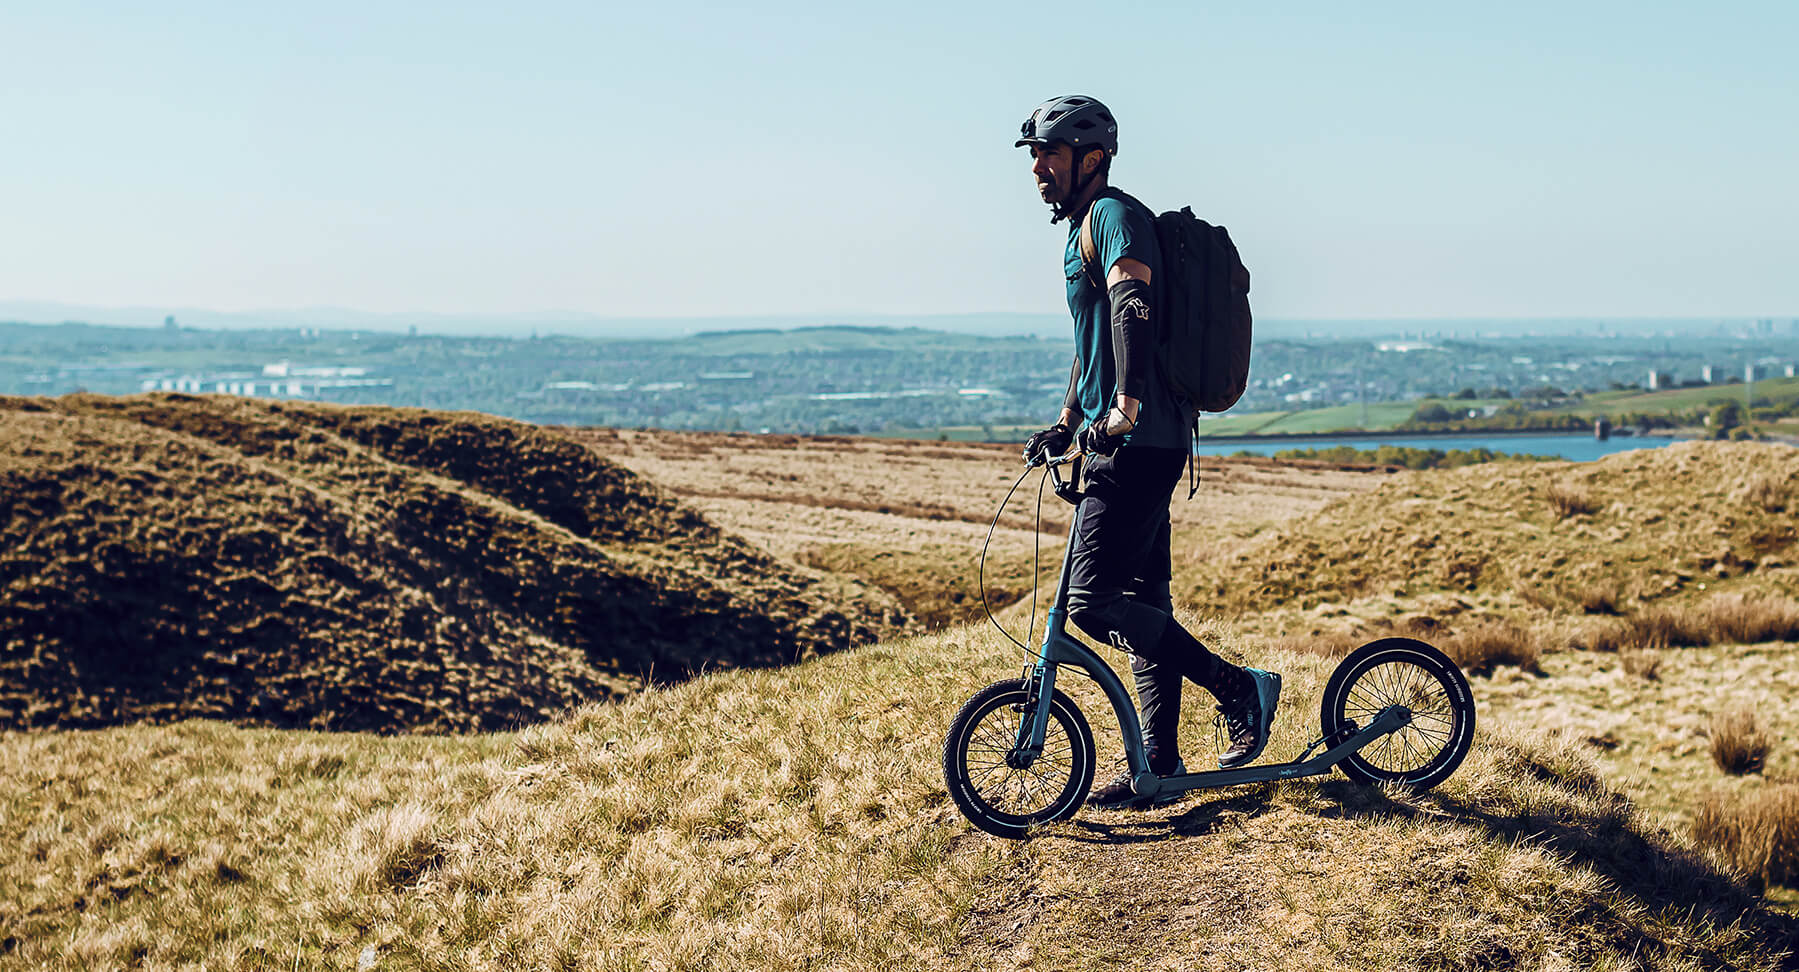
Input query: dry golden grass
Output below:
<box><xmin>4</xmin><ymin>626</ymin><xmax>1796</xmax><ymax>970</ymax></box>
<box><xmin>1579</xmin><ymin>593</ymin><xmax>1799</xmax><ymax>654</ymax></box>
<box><xmin>1443</xmin><ymin>619</ymin><xmax>1542</xmax><ymax>675</ymax></box>
<box><xmin>1620</xmin><ymin>646</ymin><xmax>1663</xmax><ymax>680</ymax></box>
<box><xmin>1711</xmin><ymin>707</ymin><xmax>1776</xmax><ymax>775</ymax></box>
<box><xmin>1545</xmin><ymin>479</ymin><xmax>1600</xmax><ymax>518</ymax></box>
<box><xmin>0</xmin><ymin>394</ymin><xmax>905</xmax><ymax>731</ymax></box>
<box><xmin>1696</xmin><ymin>783</ymin><xmax>1799</xmax><ymax>890</ymax></box>
<box><xmin>1179</xmin><ymin>442</ymin><xmax>1799</xmax><ymax>632</ymax></box>
<box><xmin>7</xmin><ymin>408</ymin><xmax>1799</xmax><ymax>966</ymax></box>
<box><xmin>1743</xmin><ymin>472</ymin><xmax>1794</xmax><ymax>513</ymax></box>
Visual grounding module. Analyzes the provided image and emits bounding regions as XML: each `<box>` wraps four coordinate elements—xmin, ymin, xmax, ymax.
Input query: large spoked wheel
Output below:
<box><xmin>943</xmin><ymin>678</ymin><xmax>1096</xmax><ymax>839</ymax></box>
<box><xmin>1320</xmin><ymin>638</ymin><xmax>1476</xmax><ymax>791</ymax></box>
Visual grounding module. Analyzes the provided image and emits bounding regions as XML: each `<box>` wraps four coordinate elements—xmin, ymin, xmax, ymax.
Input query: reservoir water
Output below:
<box><xmin>1195</xmin><ymin>432</ymin><xmax>1684</xmax><ymax>462</ymax></box>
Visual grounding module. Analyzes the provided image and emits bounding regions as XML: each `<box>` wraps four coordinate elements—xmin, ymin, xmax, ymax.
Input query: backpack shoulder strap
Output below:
<box><xmin>1077</xmin><ymin>209</ymin><xmax>1098</xmax><ymax>286</ymax></box>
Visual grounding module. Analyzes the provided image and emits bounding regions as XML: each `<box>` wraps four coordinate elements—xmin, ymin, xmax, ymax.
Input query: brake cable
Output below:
<box><xmin>978</xmin><ymin>461</ymin><xmax>1053</xmax><ymax>658</ymax></box>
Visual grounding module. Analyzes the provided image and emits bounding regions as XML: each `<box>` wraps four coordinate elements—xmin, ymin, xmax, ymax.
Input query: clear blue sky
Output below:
<box><xmin>3</xmin><ymin>1</ymin><xmax>1795</xmax><ymax>325</ymax></box>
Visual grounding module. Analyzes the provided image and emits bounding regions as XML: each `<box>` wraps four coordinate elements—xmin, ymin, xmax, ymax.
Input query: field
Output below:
<box><xmin>1172</xmin><ymin>377</ymin><xmax>1799</xmax><ymax>439</ymax></box>
<box><xmin>3</xmin><ymin>400</ymin><xmax>1798</xmax><ymax>969</ymax></box>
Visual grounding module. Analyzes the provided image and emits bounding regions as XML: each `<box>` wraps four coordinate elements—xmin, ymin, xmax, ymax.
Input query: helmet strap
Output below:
<box><xmin>1050</xmin><ymin>147</ymin><xmax>1104</xmax><ymax>224</ymax></box>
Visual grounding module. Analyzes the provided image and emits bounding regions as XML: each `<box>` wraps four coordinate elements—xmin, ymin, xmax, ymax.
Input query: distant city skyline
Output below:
<box><xmin>3</xmin><ymin>2</ymin><xmax>1797</xmax><ymax>328</ymax></box>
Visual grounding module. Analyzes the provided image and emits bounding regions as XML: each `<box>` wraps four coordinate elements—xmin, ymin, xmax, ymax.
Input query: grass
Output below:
<box><xmin>1443</xmin><ymin>619</ymin><xmax>1542</xmax><ymax>675</ymax></box>
<box><xmin>1574</xmin><ymin>376</ymin><xmax>1799</xmax><ymax>418</ymax></box>
<box><xmin>1194</xmin><ymin>400</ymin><xmax>1423</xmax><ymax>437</ymax></box>
<box><xmin>1711</xmin><ymin>707</ymin><xmax>1776</xmax><ymax>775</ymax></box>
<box><xmin>1580</xmin><ymin>594</ymin><xmax>1799</xmax><ymax>654</ymax></box>
<box><xmin>0</xmin><ymin>394</ymin><xmax>904</xmax><ymax>731</ymax></box>
<box><xmin>4</xmin><ymin>625</ymin><xmax>1796</xmax><ymax>970</ymax></box>
<box><xmin>1696</xmin><ymin>783</ymin><xmax>1799</xmax><ymax>890</ymax></box>
<box><xmin>1545</xmin><ymin>479</ymin><xmax>1600</xmax><ymax>517</ymax></box>
<box><xmin>7</xmin><ymin>402</ymin><xmax>1799</xmax><ymax>966</ymax></box>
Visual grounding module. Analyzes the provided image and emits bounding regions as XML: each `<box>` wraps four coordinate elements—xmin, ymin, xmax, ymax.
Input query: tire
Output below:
<box><xmin>1319</xmin><ymin>638</ymin><xmax>1476</xmax><ymax>791</ymax></box>
<box><xmin>943</xmin><ymin>678</ymin><xmax>1096</xmax><ymax>839</ymax></box>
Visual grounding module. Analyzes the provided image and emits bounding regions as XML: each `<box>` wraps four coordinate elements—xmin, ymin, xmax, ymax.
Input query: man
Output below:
<box><xmin>1015</xmin><ymin>95</ymin><xmax>1280</xmax><ymax>809</ymax></box>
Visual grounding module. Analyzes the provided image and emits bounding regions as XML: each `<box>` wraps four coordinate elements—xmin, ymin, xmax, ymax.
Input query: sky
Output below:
<box><xmin>3</xmin><ymin>1</ymin><xmax>1796</xmax><ymax>330</ymax></box>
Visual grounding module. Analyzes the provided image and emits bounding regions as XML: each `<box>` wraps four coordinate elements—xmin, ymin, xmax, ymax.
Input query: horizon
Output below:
<box><xmin>3</xmin><ymin>3</ymin><xmax>1798</xmax><ymax>322</ymax></box>
<box><xmin>4</xmin><ymin>301</ymin><xmax>1795</xmax><ymax>343</ymax></box>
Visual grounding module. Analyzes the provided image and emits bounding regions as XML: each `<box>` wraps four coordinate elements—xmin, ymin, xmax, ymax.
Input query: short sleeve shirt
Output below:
<box><xmin>1064</xmin><ymin>188</ymin><xmax>1188</xmax><ymax>451</ymax></box>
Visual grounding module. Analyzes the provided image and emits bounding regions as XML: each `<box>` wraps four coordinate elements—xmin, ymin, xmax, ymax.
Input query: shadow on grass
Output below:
<box><xmin>1054</xmin><ymin>785</ymin><xmax>1277</xmax><ymax>845</ymax></box>
<box><xmin>1308</xmin><ymin>779</ymin><xmax>1799</xmax><ymax>965</ymax></box>
<box><xmin>1042</xmin><ymin>776</ymin><xmax>1798</xmax><ymax>965</ymax></box>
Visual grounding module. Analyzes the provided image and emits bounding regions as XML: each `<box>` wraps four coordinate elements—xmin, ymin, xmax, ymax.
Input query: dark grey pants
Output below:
<box><xmin>1064</xmin><ymin>447</ymin><xmax>1239</xmax><ymax>772</ymax></box>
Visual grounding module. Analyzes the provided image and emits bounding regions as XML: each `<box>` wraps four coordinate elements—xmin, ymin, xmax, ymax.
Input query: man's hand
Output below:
<box><xmin>1077</xmin><ymin>406</ymin><xmax>1136</xmax><ymax>457</ymax></box>
<box><xmin>1023</xmin><ymin>422</ymin><xmax>1073</xmax><ymax>464</ymax></box>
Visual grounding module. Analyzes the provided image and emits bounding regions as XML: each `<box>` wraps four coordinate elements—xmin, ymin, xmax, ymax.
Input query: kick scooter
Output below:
<box><xmin>942</xmin><ymin>451</ymin><xmax>1476</xmax><ymax>839</ymax></box>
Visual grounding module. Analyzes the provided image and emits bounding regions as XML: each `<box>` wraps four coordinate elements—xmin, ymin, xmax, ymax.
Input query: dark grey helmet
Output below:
<box><xmin>1015</xmin><ymin>95</ymin><xmax>1118</xmax><ymax>156</ymax></box>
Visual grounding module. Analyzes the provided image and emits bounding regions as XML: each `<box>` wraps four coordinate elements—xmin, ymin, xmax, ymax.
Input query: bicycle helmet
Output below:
<box><xmin>1015</xmin><ymin>95</ymin><xmax>1118</xmax><ymax>157</ymax></box>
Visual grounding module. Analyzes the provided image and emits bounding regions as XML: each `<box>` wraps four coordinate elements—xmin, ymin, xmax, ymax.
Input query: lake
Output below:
<box><xmin>1195</xmin><ymin>431</ymin><xmax>1684</xmax><ymax>462</ymax></box>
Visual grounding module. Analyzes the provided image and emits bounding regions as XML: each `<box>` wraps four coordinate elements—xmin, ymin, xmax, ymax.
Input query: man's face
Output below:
<box><xmin>1029</xmin><ymin>142</ymin><xmax>1076</xmax><ymax>206</ymax></box>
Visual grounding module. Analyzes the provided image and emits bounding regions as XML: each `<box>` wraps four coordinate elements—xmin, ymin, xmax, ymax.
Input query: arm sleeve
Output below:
<box><xmin>1089</xmin><ymin>197</ymin><xmax>1161</xmax><ymax>403</ymax></box>
<box><xmin>1108</xmin><ymin>278</ymin><xmax>1154</xmax><ymax>403</ymax></box>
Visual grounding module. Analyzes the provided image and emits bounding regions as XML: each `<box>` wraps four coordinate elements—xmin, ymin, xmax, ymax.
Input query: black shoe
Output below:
<box><xmin>1086</xmin><ymin>760</ymin><xmax>1188</xmax><ymax>810</ymax></box>
<box><xmin>1217</xmin><ymin>668</ymin><xmax>1281</xmax><ymax>769</ymax></box>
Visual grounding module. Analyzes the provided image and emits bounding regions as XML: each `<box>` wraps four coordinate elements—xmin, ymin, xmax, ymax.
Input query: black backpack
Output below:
<box><xmin>1079</xmin><ymin>204</ymin><xmax>1253</xmax><ymax>417</ymax></box>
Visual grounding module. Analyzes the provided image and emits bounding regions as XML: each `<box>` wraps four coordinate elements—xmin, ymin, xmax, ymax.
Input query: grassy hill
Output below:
<box><xmin>3</xmin><ymin>410</ymin><xmax>1797</xmax><ymax>968</ymax></box>
<box><xmin>0</xmin><ymin>394</ymin><xmax>904</xmax><ymax>732</ymax></box>
<box><xmin>3</xmin><ymin>619</ymin><xmax>1795</xmax><ymax>969</ymax></box>
<box><xmin>1180</xmin><ymin>441</ymin><xmax>1799</xmax><ymax>631</ymax></box>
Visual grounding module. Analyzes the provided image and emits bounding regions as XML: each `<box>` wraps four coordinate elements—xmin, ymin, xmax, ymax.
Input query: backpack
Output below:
<box><xmin>1079</xmin><ymin>204</ymin><xmax>1253</xmax><ymax>417</ymax></box>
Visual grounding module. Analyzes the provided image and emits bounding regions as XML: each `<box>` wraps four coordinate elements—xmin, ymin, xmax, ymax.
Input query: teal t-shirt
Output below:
<box><xmin>1064</xmin><ymin>188</ymin><xmax>1188</xmax><ymax>451</ymax></box>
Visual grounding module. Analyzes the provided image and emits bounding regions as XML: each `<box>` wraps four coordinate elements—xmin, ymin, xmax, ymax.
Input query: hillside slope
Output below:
<box><xmin>1</xmin><ymin>620</ymin><xmax>1793</xmax><ymax>970</ymax></box>
<box><xmin>1181</xmin><ymin>441</ymin><xmax>1799</xmax><ymax>624</ymax></box>
<box><xmin>0</xmin><ymin>394</ymin><xmax>904</xmax><ymax>732</ymax></box>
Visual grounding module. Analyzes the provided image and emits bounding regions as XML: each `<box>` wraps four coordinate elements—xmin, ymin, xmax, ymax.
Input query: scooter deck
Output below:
<box><xmin>1136</xmin><ymin>705</ymin><xmax>1411</xmax><ymax>798</ymax></box>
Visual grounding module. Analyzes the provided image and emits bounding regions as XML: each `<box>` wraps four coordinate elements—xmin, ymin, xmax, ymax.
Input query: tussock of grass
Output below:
<box><xmin>1710</xmin><ymin>707</ymin><xmax>1775</xmax><ymax>775</ymax></box>
<box><xmin>1581</xmin><ymin>593</ymin><xmax>1799</xmax><ymax>654</ymax></box>
<box><xmin>1696</xmin><ymin>783</ymin><xmax>1799</xmax><ymax>890</ymax></box>
<box><xmin>1620</xmin><ymin>646</ymin><xmax>1663</xmax><ymax>680</ymax></box>
<box><xmin>1743</xmin><ymin>472</ymin><xmax>1793</xmax><ymax>513</ymax></box>
<box><xmin>1444</xmin><ymin>619</ymin><xmax>1542</xmax><ymax>675</ymax></box>
<box><xmin>1566</xmin><ymin>577</ymin><xmax>1628</xmax><ymax>615</ymax></box>
<box><xmin>1546</xmin><ymin>480</ymin><xmax>1600</xmax><ymax>518</ymax></box>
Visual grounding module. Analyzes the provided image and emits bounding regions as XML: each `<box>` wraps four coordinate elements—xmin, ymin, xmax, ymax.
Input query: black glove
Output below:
<box><xmin>1023</xmin><ymin>422</ymin><xmax>1073</xmax><ymax>464</ymax></box>
<box><xmin>1077</xmin><ymin>422</ymin><xmax>1124</xmax><ymax>457</ymax></box>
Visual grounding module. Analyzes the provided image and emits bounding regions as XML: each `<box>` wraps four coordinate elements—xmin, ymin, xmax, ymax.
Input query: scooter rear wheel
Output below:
<box><xmin>1319</xmin><ymin>638</ymin><xmax>1475</xmax><ymax>791</ymax></box>
<box><xmin>943</xmin><ymin>678</ymin><xmax>1096</xmax><ymax>839</ymax></box>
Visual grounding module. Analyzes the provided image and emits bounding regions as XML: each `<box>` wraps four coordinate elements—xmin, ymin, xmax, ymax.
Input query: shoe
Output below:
<box><xmin>1086</xmin><ymin>760</ymin><xmax>1188</xmax><ymax>811</ymax></box>
<box><xmin>1217</xmin><ymin>668</ymin><xmax>1281</xmax><ymax>769</ymax></box>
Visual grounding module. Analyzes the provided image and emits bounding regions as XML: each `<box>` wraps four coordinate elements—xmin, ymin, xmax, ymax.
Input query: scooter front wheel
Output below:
<box><xmin>1320</xmin><ymin>638</ymin><xmax>1476</xmax><ymax>791</ymax></box>
<box><xmin>943</xmin><ymin>678</ymin><xmax>1096</xmax><ymax>839</ymax></box>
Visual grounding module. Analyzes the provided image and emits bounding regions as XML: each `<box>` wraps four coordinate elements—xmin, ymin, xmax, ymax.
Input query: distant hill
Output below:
<box><xmin>0</xmin><ymin>394</ymin><xmax>905</xmax><ymax>732</ymax></box>
<box><xmin>1181</xmin><ymin>440</ymin><xmax>1799</xmax><ymax>619</ymax></box>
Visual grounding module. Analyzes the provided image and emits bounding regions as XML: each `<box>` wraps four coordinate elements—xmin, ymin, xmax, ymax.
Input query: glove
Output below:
<box><xmin>1022</xmin><ymin>423</ymin><xmax>1073</xmax><ymax>464</ymax></box>
<box><xmin>1077</xmin><ymin>407</ymin><xmax>1137</xmax><ymax>457</ymax></box>
<box><xmin>1077</xmin><ymin>422</ymin><xmax>1123</xmax><ymax>457</ymax></box>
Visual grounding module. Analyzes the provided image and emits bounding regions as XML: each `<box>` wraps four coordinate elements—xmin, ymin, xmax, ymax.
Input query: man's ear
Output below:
<box><xmin>1080</xmin><ymin>148</ymin><xmax>1106</xmax><ymax>176</ymax></box>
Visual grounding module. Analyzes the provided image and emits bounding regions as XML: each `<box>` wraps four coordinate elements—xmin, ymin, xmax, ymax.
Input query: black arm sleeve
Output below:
<box><xmin>1062</xmin><ymin>355</ymin><xmax>1081</xmax><ymax>417</ymax></box>
<box><xmin>1108</xmin><ymin>277</ymin><xmax>1154</xmax><ymax>402</ymax></box>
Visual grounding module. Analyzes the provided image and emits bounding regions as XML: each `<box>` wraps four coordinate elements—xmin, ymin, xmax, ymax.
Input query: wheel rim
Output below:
<box><xmin>961</xmin><ymin>700</ymin><xmax>1079</xmax><ymax>819</ymax></box>
<box><xmin>1340</xmin><ymin>660</ymin><xmax>1460</xmax><ymax>776</ymax></box>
